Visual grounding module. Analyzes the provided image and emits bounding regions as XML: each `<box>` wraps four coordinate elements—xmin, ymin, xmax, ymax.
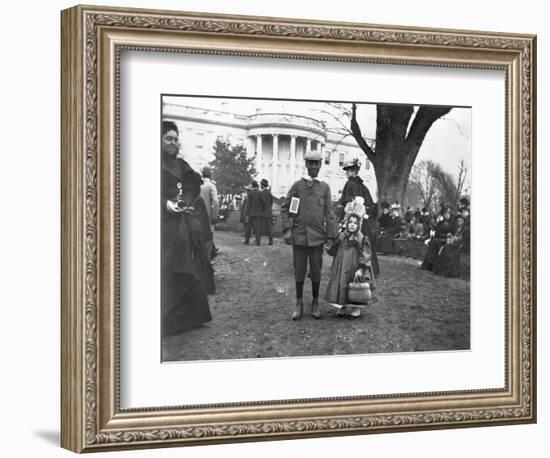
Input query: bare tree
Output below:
<box><xmin>455</xmin><ymin>159</ymin><xmax>468</xmax><ymax>200</ymax></box>
<box><xmin>431</xmin><ymin>160</ymin><xmax>469</xmax><ymax>210</ymax></box>
<box><xmin>409</xmin><ymin>159</ymin><xmax>438</xmax><ymax>209</ymax></box>
<box><xmin>349</xmin><ymin>103</ymin><xmax>452</xmax><ymax>205</ymax></box>
<box><xmin>311</xmin><ymin>103</ymin><xmax>375</xmax><ymax>151</ymax></box>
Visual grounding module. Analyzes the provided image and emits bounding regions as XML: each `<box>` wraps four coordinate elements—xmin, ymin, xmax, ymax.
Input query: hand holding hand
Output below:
<box><xmin>284</xmin><ymin>229</ymin><xmax>292</xmax><ymax>245</ymax></box>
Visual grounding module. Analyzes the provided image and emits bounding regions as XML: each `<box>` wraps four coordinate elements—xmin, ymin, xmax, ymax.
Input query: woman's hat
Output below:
<box><xmin>342</xmin><ymin>158</ymin><xmax>361</xmax><ymax>170</ymax></box>
<box><xmin>260</xmin><ymin>178</ymin><xmax>269</xmax><ymax>187</ymax></box>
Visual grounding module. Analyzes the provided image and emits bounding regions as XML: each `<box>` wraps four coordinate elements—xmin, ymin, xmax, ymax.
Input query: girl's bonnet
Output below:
<box><xmin>343</xmin><ymin>196</ymin><xmax>367</xmax><ymax>231</ymax></box>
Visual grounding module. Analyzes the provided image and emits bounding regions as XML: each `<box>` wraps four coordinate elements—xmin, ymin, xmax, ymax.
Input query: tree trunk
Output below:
<box><xmin>350</xmin><ymin>103</ymin><xmax>452</xmax><ymax>208</ymax></box>
<box><xmin>373</xmin><ymin>147</ymin><xmax>412</xmax><ymax>205</ymax></box>
<box><xmin>375</xmin><ymin>159</ymin><xmax>410</xmax><ymax>205</ymax></box>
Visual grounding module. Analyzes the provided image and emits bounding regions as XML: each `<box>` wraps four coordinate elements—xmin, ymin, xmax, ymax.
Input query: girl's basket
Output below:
<box><xmin>347</xmin><ymin>264</ymin><xmax>375</xmax><ymax>305</ymax></box>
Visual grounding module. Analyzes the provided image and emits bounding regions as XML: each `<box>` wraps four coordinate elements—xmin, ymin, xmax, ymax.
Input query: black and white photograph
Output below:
<box><xmin>2</xmin><ymin>0</ymin><xmax>543</xmax><ymax>455</ymax></box>
<box><xmin>161</xmin><ymin>95</ymin><xmax>472</xmax><ymax>362</ymax></box>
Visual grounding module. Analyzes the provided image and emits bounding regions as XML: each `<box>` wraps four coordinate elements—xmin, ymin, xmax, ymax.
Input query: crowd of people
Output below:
<box><xmin>419</xmin><ymin>199</ymin><xmax>470</xmax><ymax>278</ymax></box>
<box><xmin>161</xmin><ymin>119</ymin><xmax>470</xmax><ymax>334</ymax></box>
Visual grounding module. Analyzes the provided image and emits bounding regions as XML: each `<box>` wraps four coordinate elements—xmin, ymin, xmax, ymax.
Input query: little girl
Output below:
<box><xmin>325</xmin><ymin>207</ymin><xmax>374</xmax><ymax>318</ymax></box>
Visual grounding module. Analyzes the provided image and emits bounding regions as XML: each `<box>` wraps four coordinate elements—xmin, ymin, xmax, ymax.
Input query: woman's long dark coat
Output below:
<box><xmin>161</xmin><ymin>158</ymin><xmax>214</xmax><ymax>333</ymax></box>
<box><xmin>421</xmin><ymin>218</ymin><xmax>454</xmax><ymax>271</ymax></box>
<box><xmin>337</xmin><ymin>176</ymin><xmax>379</xmax><ymax>277</ymax></box>
<box><xmin>377</xmin><ymin>214</ymin><xmax>402</xmax><ymax>254</ymax></box>
<box><xmin>433</xmin><ymin>221</ymin><xmax>470</xmax><ymax>278</ymax></box>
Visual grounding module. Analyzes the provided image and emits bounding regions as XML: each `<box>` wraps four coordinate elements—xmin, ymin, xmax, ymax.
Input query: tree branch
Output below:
<box><xmin>350</xmin><ymin>103</ymin><xmax>375</xmax><ymax>162</ymax></box>
<box><xmin>405</xmin><ymin>105</ymin><xmax>453</xmax><ymax>149</ymax></box>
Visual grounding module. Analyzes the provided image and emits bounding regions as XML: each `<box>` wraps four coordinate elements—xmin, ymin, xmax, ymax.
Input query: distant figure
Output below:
<box><xmin>418</xmin><ymin>207</ymin><xmax>431</xmax><ymax>234</ymax></box>
<box><xmin>200</xmin><ymin>166</ymin><xmax>220</xmax><ymax>258</ymax></box>
<box><xmin>413</xmin><ymin>217</ymin><xmax>425</xmax><ymax>238</ymax></box>
<box><xmin>377</xmin><ymin>202</ymin><xmax>402</xmax><ymax>253</ymax></box>
<box><xmin>458</xmin><ymin>196</ymin><xmax>470</xmax><ymax>213</ymax></box>
<box><xmin>240</xmin><ymin>186</ymin><xmax>251</xmax><ymax>236</ymax></box>
<box><xmin>260</xmin><ymin>178</ymin><xmax>274</xmax><ymax>245</ymax></box>
<box><xmin>433</xmin><ymin>215</ymin><xmax>469</xmax><ymax>278</ymax></box>
<box><xmin>404</xmin><ymin>206</ymin><xmax>414</xmax><ymax>224</ymax></box>
<box><xmin>244</xmin><ymin>180</ymin><xmax>265</xmax><ymax>246</ymax></box>
<box><xmin>421</xmin><ymin>205</ymin><xmax>454</xmax><ymax>271</ymax></box>
<box><xmin>459</xmin><ymin>204</ymin><xmax>471</xmax><ymax>253</ymax></box>
<box><xmin>281</xmin><ymin>149</ymin><xmax>338</xmax><ymax>320</ymax></box>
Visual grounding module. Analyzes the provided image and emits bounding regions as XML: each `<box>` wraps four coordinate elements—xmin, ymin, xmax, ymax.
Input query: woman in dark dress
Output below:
<box><xmin>377</xmin><ymin>203</ymin><xmax>402</xmax><ymax>254</ymax></box>
<box><xmin>418</xmin><ymin>207</ymin><xmax>431</xmax><ymax>235</ymax></box>
<box><xmin>421</xmin><ymin>206</ymin><xmax>454</xmax><ymax>271</ymax></box>
<box><xmin>433</xmin><ymin>215</ymin><xmax>469</xmax><ymax>278</ymax></box>
<box><xmin>161</xmin><ymin>121</ymin><xmax>215</xmax><ymax>335</ymax></box>
<box><xmin>459</xmin><ymin>207</ymin><xmax>471</xmax><ymax>254</ymax></box>
<box><xmin>336</xmin><ymin>158</ymin><xmax>380</xmax><ymax>276</ymax></box>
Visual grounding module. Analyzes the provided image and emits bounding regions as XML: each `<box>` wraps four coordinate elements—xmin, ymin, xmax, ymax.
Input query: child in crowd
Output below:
<box><xmin>325</xmin><ymin>198</ymin><xmax>374</xmax><ymax>318</ymax></box>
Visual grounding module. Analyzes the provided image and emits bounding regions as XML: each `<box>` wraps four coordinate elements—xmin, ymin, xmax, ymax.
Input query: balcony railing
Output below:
<box><xmin>247</xmin><ymin>113</ymin><xmax>326</xmax><ymax>132</ymax></box>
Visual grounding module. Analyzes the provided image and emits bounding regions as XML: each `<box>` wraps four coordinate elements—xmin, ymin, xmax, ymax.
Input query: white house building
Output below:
<box><xmin>163</xmin><ymin>101</ymin><xmax>377</xmax><ymax>200</ymax></box>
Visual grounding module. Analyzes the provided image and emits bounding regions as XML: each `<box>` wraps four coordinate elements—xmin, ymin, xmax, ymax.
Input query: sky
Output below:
<box><xmin>163</xmin><ymin>95</ymin><xmax>471</xmax><ymax>189</ymax></box>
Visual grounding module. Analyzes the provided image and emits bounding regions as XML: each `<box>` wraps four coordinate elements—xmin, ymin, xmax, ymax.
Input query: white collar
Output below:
<box><xmin>302</xmin><ymin>175</ymin><xmax>320</xmax><ymax>183</ymax></box>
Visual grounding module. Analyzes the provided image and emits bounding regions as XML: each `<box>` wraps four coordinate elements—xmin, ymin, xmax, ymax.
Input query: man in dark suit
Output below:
<box><xmin>244</xmin><ymin>180</ymin><xmax>265</xmax><ymax>246</ymax></box>
<box><xmin>260</xmin><ymin>179</ymin><xmax>274</xmax><ymax>245</ymax></box>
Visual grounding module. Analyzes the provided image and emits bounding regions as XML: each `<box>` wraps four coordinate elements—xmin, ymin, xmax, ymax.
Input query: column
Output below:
<box><xmin>255</xmin><ymin>134</ymin><xmax>263</xmax><ymax>177</ymax></box>
<box><xmin>272</xmin><ymin>134</ymin><xmax>279</xmax><ymax>192</ymax></box>
<box><xmin>319</xmin><ymin>143</ymin><xmax>325</xmax><ymax>180</ymax></box>
<box><xmin>332</xmin><ymin>147</ymin><xmax>339</xmax><ymax>178</ymax></box>
<box><xmin>306</xmin><ymin>138</ymin><xmax>312</xmax><ymax>156</ymax></box>
<box><xmin>290</xmin><ymin>135</ymin><xmax>297</xmax><ymax>182</ymax></box>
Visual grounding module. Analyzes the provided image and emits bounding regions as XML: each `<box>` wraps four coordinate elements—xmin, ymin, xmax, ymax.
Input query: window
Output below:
<box><xmin>324</xmin><ymin>150</ymin><xmax>331</xmax><ymax>165</ymax></box>
<box><xmin>339</xmin><ymin>153</ymin><xmax>345</xmax><ymax>167</ymax></box>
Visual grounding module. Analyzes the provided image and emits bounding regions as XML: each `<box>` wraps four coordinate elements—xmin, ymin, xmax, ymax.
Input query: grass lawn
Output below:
<box><xmin>162</xmin><ymin>231</ymin><xmax>470</xmax><ymax>362</ymax></box>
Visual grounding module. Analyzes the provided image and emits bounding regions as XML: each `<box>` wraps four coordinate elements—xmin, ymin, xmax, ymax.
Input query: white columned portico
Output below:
<box><xmin>255</xmin><ymin>134</ymin><xmax>263</xmax><ymax>177</ymax></box>
<box><xmin>272</xmin><ymin>134</ymin><xmax>279</xmax><ymax>190</ymax></box>
<box><xmin>290</xmin><ymin>135</ymin><xmax>297</xmax><ymax>182</ymax></box>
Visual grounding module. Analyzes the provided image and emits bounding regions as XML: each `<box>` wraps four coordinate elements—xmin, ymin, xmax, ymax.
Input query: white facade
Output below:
<box><xmin>163</xmin><ymin>102</ymin><xmax>377</xmax><ymax>200</ymax></box>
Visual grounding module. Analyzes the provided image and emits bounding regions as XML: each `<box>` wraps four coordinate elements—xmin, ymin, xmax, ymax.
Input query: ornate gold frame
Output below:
<box><xmin>61</xmin><ymin>4</ymin><xmax>537</xmax><ymax>453</ymax></box>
